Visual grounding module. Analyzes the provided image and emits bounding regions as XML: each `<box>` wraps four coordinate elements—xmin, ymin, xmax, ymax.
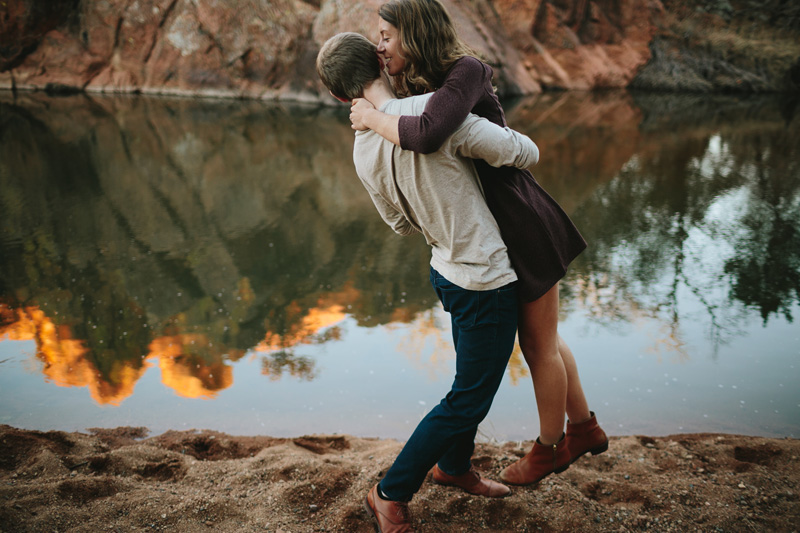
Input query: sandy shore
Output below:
<box><xmin>0</xmin><ymin>425</ymin><xmax>798</xmax><ymax>532</ymax></box>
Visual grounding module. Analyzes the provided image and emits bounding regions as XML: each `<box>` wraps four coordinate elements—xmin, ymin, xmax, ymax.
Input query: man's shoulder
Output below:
<box><xmin>353</xmin><ymin>128</ymin><xmax>395</xmax><ymax>173</ymax></box>
<box><xmin>382</xmin><ymin>93</ymin><xmax>434</xmax><ymax>117</ymax></box>
<box><xmin>354</xmin><ymin>129</ymin><xmax>385</xmax><ymax>153</ymax></box>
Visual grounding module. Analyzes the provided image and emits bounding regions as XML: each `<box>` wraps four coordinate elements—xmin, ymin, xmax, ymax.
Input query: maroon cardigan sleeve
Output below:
<box><xmin>397</xmin><ymin>57</ymin><xmax>494</xmax><ymax>154</ymax></box>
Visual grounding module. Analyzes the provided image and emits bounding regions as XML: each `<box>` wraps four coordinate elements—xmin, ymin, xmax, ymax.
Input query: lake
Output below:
<box><xmin>0</xmin><ymin>90</ymin><xmax>798</xmax><ymax>442</ymax></box>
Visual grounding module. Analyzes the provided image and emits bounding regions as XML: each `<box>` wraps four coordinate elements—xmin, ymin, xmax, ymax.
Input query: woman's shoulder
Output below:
<box><xmin>449</xmin><ymin>56</ymin><xmax>492</xmax><ymax>80</ymax></box>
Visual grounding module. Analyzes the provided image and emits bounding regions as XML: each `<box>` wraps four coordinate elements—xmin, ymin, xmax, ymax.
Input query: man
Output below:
<box><xmin>316</xmin><ymin>32</ymin><xmax>540</xmax><ymax>533</ymax></box>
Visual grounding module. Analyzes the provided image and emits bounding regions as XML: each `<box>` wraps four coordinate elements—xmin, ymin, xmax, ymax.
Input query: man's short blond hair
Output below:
<box><xmin>316</xmin><ymin>32</ymin><xmax>381</xmax><ymax>101</ymax></box>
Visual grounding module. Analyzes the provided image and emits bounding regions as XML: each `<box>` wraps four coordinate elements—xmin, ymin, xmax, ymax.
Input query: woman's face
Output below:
<box><xmin>377</xmin><ymin>18</ymin><xmax>407</xmax><ymax>76</ymax></box>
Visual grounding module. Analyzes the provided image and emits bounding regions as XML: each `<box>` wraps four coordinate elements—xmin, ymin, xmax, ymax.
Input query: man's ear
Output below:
<box><xmin>330</xmin><ymin>90</ymin><xmax>350</xmax><ymax>104</ymax></box>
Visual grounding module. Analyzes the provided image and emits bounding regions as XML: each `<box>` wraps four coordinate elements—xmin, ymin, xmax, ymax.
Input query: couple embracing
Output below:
<box><xmin>316</xmin><ymin>1</ymin><xmax>607</xmax><ymax>531</ymax></box>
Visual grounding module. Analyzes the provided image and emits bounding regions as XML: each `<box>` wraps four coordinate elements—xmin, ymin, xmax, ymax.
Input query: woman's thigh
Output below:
<box><xmin>518</xmin><ymin>283</ymin><xmax>560</xmax><ymax>357</ymax></box>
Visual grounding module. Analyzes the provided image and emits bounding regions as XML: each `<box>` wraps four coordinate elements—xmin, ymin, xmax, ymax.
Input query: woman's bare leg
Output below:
<box><xmin>517</xmin><ymin>284</ymin><xmax>566</xmax><ymax>445</ymax></box>
<box><xmin>501</xmin><ymin>286</ymin><xmax>606</xmax><ymax>485</ymax></box>
<box><xmin>518</xmin><ymin>284</ymin><xmax>592</xmax><ymax>444</ymax></box>
<box><xmin>558</xmin><ymin>334</ymin><xmax>591</xmax><ymax>424</ymax></box>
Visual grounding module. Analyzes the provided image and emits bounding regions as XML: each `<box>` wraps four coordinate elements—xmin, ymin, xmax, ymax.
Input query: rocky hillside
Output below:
<box><xmin>0</xmin><ymin>0</ymin><xmax>798</xmax><ymax>100</ymax></box>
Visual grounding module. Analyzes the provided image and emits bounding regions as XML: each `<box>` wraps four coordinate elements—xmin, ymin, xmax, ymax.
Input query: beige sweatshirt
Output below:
<box><xmin>353</xmin><ymin>92</ymin><xmax>539</xmax><ymax>291</ymax></box>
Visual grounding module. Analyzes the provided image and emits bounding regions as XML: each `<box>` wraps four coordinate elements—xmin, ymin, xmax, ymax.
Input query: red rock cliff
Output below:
<box><xmin>0</xmin><ymin>0</ymin><xmax>797</xmax><ymax>100</ymax></box>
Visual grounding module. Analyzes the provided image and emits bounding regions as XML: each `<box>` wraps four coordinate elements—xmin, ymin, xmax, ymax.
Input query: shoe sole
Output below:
<box><xmin>590</xmin><ymin>441</ymin><xmax>610</xmax><ymax>455</ymax></box>
<box><xmin>363</xmin><ymin>494</ymin><xmax>381</xmax><ymax>533</ymax></box>
<box><xmin>569</xmin><ymin>439</ymin><xmax>610</xmax><ymax>467</ymax></box>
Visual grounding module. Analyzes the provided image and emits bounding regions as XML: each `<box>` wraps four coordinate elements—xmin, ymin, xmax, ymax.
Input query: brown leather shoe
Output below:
<box><xmin>364</xmin><ymin>484</ymin><xmax>415</xmax><ymax>533</ymax></box>
<box><xmin>499</xmin><ymin>433</ymin><xmax>570</xmax><ymax>486</ymax></box>
<box><xmin>566</xmin><ymin>411</ymin><xmax>609</xmax><ymax>464</ymax></box>
<box><xmin>432</xmin><ymin>464</ymin><xmax>511</xmax><ymax>498</ymax></box>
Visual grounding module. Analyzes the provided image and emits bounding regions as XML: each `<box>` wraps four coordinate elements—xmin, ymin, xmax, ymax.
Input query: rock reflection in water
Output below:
<box><xmin>0</xmin><ymin>93</ymin><xmax>433</xmax><ymax>403</ymax></box>
<box><xmin>0</xmin><ymin>90</ymin><xmax>798</xmax><ymax>412</ymax></box>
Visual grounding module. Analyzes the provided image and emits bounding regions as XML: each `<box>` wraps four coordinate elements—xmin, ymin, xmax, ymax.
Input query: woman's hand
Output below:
<box><xmin>350</xmin><ymin>98</ymin><xmax>375</xmax><ymax>131</ymax></box>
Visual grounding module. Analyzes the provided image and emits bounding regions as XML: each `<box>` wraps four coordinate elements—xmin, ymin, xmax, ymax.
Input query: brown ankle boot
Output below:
<box><xmin>499</xmin><ymin>433</ymin><xmax>570</xmax><ymax>486</ymax></box>
<box><xmin>566</xmin><ymin>411</ymin><xmax>608</xmax><ymax>463</ymax></box>
<box><xmin>432</xmin><ymin>464</ymin><xmax>511</xmax><ymax>498</ymax></box>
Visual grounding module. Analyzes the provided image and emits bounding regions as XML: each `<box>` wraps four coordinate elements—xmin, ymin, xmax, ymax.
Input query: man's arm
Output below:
<box><xmin>357</xmin><ymin>177</ymin><xmax>420</xmax><ymax>237</ymax></box>
<box><xmin>452</xmin><ymin>115</ymin><xmax>539</xmax><ymax>169</ymax></box>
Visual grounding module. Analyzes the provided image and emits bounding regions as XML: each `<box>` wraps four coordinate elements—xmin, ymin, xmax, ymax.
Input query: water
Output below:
<box><xmin>1</xmin><ymin>90</ymin><xmax>798</xmax><ymax>441</ymax></box>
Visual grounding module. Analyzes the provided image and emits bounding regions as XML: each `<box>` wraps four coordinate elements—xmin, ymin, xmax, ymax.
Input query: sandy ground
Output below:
<box><xmin>0</xmin><ymin>425</ymin><xmax>798</xmax><ymax>532</ymax></box>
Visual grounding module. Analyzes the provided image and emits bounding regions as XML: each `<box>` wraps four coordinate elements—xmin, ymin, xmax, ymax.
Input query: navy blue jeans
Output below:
<box><xmin>379</xmin><ymin>267</ymin><xmax>518</xmax><ymax>501</ymax></box>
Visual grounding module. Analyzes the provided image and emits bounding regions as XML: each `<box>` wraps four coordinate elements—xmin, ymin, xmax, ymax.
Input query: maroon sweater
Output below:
<box><xmin>398</xmin><ymin>57</ymin><xmax>586</xmax><ymax>301</ymax></box>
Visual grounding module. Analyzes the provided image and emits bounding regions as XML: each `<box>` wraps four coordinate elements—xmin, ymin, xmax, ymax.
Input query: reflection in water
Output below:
<box><xmin>0</xmin><ymin>304</ymin><xmax>137</xmax><ymax>405</ymax></box>
<box><xmin>148</xmin><ymin>334</ymin><xmax>235</xmax><ymax>399</ymax></box>
<box><xmin>504</xmin><ymin>92</ymin><xmax>799</xmax><ymax>357</ymax></box>
<box><xmin>0</xmin><ymin>91</ymin><xmax>798</xmax><ymax>423</ymax></box>
<box><xmin>254</xmin><ymin>284</ymin><xmax>357</xmax><ymax>381</ymax></box>
<box><xmin>0</xmin><ymin>93</ymin><xmax>434</xmax><ymax>404</ymax></box>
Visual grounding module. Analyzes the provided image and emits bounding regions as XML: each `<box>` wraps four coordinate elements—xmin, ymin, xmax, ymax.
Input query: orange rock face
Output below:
<box><xmin>0</xmin><ymin>0</ymin><xmax>657</xmax><ymax>98</ymax></box>
<box><xmin>0</xmin><ymin>0</ymin><xmax>796</xmax><ymax>99</ymax></box>
<box><xmin>493</xmin><ymin>0</ymin><xmax>662</xmax><ymax>90</ymax></box>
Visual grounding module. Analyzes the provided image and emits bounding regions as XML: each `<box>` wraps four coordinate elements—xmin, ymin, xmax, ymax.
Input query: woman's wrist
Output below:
<box><xmin>363</xmin><ymin>107</ymin><xmax>382</xmax><ymax>130</ymax></box>
<box><xmin>374</xmin><ymin>111</ymin><xmax>402</xmax><ymax>146</ymax></box>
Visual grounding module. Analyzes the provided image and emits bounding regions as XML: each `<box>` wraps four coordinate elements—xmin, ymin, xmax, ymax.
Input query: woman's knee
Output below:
<box><xmin>519</xmin><ymin>336</ymin><xmax>561</xmax><ymax>366</ymax></box>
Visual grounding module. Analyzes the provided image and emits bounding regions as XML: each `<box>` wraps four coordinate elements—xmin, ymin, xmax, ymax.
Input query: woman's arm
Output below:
<box><xmin>350</xmin><ymin>57</ymin><xmax>491</xmax><ymax>154</ymax></box>
<box><xmin>350</xmin><ymin>98</ymin><xmax>401</xmax><ymax>146</ymax></box>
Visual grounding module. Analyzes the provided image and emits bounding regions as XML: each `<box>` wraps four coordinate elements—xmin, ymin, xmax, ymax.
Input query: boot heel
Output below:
<box><xmin>590</xmin><ymin>441</ymin><xmax>609</xmax><ymax>455</ymax></box>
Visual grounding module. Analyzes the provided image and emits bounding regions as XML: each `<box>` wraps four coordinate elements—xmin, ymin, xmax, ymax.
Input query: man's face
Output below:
<box><xmin>377</xmin><ymin>18</ymin><xmax>407</xmax><ymax>77</ymax></box>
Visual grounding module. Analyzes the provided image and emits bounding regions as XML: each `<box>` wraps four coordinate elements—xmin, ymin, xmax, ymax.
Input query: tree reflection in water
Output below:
<box><xmin>0</xmin><ymin>90</ymin><xmax>797</xmax><ymax>405</ymax></box>
<box><xmin>505</xmin><ymin>91</ymin><xmax>799</xmax><ymax>358</ymax></box>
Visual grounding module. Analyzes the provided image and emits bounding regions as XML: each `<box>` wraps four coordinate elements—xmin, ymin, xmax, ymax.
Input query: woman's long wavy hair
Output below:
<box><xmin>379</xmin><ymin>0</ymin><xmax>479</xmax><ymax>96</ymax></box>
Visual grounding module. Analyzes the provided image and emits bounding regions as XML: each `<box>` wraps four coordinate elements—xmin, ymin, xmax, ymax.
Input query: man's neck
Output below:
<box><xmin>362</xmin><ymin>75</ymin><xmax>394</xmax><ymax>109</ymax></box>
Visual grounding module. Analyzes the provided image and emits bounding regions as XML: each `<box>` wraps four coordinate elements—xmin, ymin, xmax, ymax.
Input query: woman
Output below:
<box><xmin>350</xmin><ymin>0</ymin><xmax>608</xmax><ymax>486</ymax></box>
